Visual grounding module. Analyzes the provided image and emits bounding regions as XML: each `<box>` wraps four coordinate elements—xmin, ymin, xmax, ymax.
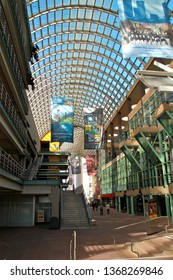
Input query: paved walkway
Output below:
<box><xmin>0</xmin><ymin>208</ymin><xmax>173</xmax><ymax>260</ymax></box>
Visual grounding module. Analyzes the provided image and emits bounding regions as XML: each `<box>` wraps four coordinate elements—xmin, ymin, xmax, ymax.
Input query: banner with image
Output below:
<box><xmin>51</xmin><ymin>97</ymin><xmax>74</xmax><ymax>143</ymax></box>
<box><xmin>69</xmin><ymin>155</ymin><xmax>81</xmax><ymax>175</ymax></box>
<box><xmin>86</xmin><ymin>155</ymin><xmax>96</xmax><ymax>176</ymax></box>
<box><xmin>84</xmin><ymin>108</ymin><xmax>104</xmax><ymax>149</ymax></box>
<box><xmin>117</xmin><ymin>0</ymin><xmax>173</xmax><ymax>58</ymax></box>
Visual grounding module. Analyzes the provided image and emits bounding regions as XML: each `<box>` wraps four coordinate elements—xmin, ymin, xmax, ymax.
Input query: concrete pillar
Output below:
<box><xmin>104</xmin><ymin>131</ymin><xmax>108</xmax><ymax>163</ymax></box>
<box><xmin>50</xmin><ymin>186</ymin><xmax>60</xmax><ymax>218</ymax></box>
<box><xmin>130</xmin><ymin>196</ymin><xmax>135</xmax><ymax>215</ymax></box>
<box><xmin>110</xmin><ymin>122</ymin><xmax>115</xmax><ymax>159</ymax></box>
<box><xmin>126</xmin><ymin>196</ymin><xmax>130</xmax><ymax>214</ymax></box>
<box><xmin>117</xmin><ymin>112</ymin><xmax>122</xmax><ymax>142</ymax></box>
<box><xmin>170</xmin><ymin>195</ymin><xmax>173</xmax><ymax>222</ymax></box>
<box><xmin>117</xmin><ymin>197</ymin><xmax>121</xmax><ymax>212</ymax></box>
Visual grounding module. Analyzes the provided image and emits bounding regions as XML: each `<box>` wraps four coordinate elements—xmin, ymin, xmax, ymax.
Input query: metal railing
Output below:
<box><xmin>76</xmin><ymin>184</ymin><xmax>92</xmax><ymax>228</ymax></box>
<box><xmin>70</xmin><ymin>231</ymin><xmax>77</xmax><ymax>260</ymax></box>
<box><xmin>0</xmin><ymin>241</ymin><xmax>8</xmax><ymax>260</ymax></box>
<box><xmin>60</xmin><ymin>186</ymin><xmax>64</xmax><ymax>228</ymax></box>
<box><xmin>26</xmin><ymin>154</ymin><xmax>43</xmax><ymax>180</ymax></box>
<box><xmin>0</xmin><ymin>147</ymin><xmax>25</xmax><ymax>180</ymax></box>
<box><xmin>131</xmin><ymin>216</ymin><xmax>171</xmax><ymax>258</ymax></box>
<box><xmin>145</xmin><ymin>216</ymin><xmax>170</xmax><ymax>235</ymax></box>
<box><xmin>0</xmin><ymin>77</ymin><xmax>27</xmax><ymax>145</ymax></box>
<box><xmin>130</xmin><ymin>91</ymin><xmax>173</xmax><ymax>130</ymax></box>
<box><xmin>10</xmin><ymin>0</ymin><xmax>30</xmax><ymax>71</ymax></box>
<box><xmin>0</xmin><ymin>1</ymin><xmax>28</xmax><ymax>113</ymax></box>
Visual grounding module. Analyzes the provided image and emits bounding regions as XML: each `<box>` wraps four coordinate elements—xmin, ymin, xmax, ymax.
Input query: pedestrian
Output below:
<box><xmin>100</xmin><ymin>204</ymin><xmax>103</xmax><ymax>215</ymax></box>
<box><xmin>95</xmin><ymin>201</ymin><xmax>98</xmax><ymax>211</ymax></box>
<box><xmin>32</xmin><ymin>44</ymin><xmax>39</xmax><ymax>62</ymax></box>
<box><xmin>92</xmin><ymin>201</ymin><xmax>95</xmax><ymax>211</ymax></box>
<box><xmin>106</xmin><ymin>202</ymin><xmax>110</xmax><ymax>214</ymax></box>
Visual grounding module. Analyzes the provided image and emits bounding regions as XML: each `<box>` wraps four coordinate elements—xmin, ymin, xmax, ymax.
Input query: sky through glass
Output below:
<box><xmin>26</xmin><ymin>0</ymin><xmax>173</xmax><ymax>155</ymax></box>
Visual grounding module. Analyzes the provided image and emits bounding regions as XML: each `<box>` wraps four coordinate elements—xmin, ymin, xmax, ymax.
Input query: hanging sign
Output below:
<box><xmin>51</xmin><ymin>97</ymin><xmax>74</xmax><ymax>143</ymax></box>
<box><xmin>84</xmin><ymin>108</ymin><xmax>104</xmax><ymax>149</ymax></box>
<box><xmin>86</xmin><ymin>155</ymin><xmax>96</xmax><ymax>176</ymax></box>
<box><xmin>117</xmin><ymin>0</ymin><xmax>173</xmax><ymax>58</ymax></box>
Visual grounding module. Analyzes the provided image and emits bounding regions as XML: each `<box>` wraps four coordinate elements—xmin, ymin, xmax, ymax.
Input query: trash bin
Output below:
<box><xmin>49</xmin><ymin>217</ymin><xmax>59</xmax><ymax>229</ymax></box>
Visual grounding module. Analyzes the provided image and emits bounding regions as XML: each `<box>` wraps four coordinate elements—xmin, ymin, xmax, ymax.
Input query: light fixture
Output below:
<box><xmin>145</xmin><ymin>88</ymin><xmax>150</xmax><ymax>93</ymax></box>
<box><xmin>121</xmin><ymin>116</ymin><xmax>128</xmax><ymax>121</ymax></box>
<box><xmin>108</xmin><ymin>133</ymin><xmax>118</xmax><ymax>137</ymax></box>
<box><xmin>131</xmin><ymin>104</ymin><xmax>136</xmax><ymax>109</ymax></box>
<box><xmin>114</xmin><ymin>126</ymin><xmax>125</xmax><ymax>130</ymax></box>
<box><xmin>83</xmin><ymin>107</ymin><xmax>96</xmax><ymax>113</ymax></box>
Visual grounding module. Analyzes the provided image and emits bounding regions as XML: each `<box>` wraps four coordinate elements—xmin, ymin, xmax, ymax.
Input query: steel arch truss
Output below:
<box><xmin>26</xmin><ymin>0</ymin><xmax>150</xmax><ymax>140</ymax></box>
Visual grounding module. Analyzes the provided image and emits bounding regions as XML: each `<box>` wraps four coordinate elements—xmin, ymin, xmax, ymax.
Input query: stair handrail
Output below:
<box><xmin>131</xmin><ymin>216</ymin><xmax>171</xmax><ymax>258</ymax></box>
<box><xmin>70</xmin><ymin>231</ymin><xmax>77</xmax><ymax>260</ymax></box>
<box><xmin>26</xmin><ymin>154</ymin><xmax>43</xmax><ymax>180</ymax></box>
<box><xmin>78</xmin><ymin>185</ymin><xmax>92</xmax><ymax>228</ymax></box>
<box><xmin>60</xmin><ymin>187</ymin><xmax>64</xmax><ymax>228</ymax></box>
<box><xmin>0</xmin><ymin>241</ymin><xmax>8</xmax><ymax>260</ymax></box>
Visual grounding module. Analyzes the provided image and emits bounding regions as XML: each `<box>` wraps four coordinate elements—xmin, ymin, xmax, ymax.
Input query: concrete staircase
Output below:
<box><xmin>61</xmin><ymin>191</ymin><xmax>91</xmax><ymax>229</ymax></box>
<box><xmin>128</xmin><ymin>234</ymin><xmax>173</xmax><ymax>258</ymax></box>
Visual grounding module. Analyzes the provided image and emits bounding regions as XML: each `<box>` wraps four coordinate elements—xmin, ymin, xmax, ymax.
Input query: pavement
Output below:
<box><xmin>0</xmin><ymin>208</ymin><xmax>173</xmax><ymax>260</ymax></box>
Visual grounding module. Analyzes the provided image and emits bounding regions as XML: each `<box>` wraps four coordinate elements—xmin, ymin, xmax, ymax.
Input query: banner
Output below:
<box><xmin>117</xmin><ymin>0</ymin><xmax>173</xmax><ymax>58</ymax></box>
<box><xmin>51</xmin><ymin>97</ymin><xmax>74</xmax><ymax>142</ymax></box>
<box><xmin>84</xmin><ymin>108</ymin><xmax>104</xmax><ymax>149</ymax></box>
<box><xmin>86</xmin><ymin>155</ymin><xmax>96</xmax><ymax>176</ymax></box>
<box><xmin>69</xmin><ymin>155</ymin><xmax>81</xmax><ymax>174</ymax></box>
<box><xmin>145</xmin><ymin>200</ymin><xmax>158</xmax><ymax>219</ymax></box>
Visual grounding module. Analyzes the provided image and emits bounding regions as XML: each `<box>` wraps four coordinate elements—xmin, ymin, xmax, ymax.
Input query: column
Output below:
<box><xmin>104</xmin><ymin>130</ymin><xmax>108</xmax><ymax>163</ymax></box>
<box><xmin>110</xmin><ymin>122</ymin><xmax>115</xmax><ymax>159</ymax></box>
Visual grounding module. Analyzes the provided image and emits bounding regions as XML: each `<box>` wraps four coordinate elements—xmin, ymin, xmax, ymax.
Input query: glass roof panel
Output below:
<box><xmin>26</xmin><ymin>0</ymin><xmax>172</xmax><ymax>146</ymax></box>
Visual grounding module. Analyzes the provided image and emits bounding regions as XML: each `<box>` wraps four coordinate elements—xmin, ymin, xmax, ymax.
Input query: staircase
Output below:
<box><xmin>129</xmin><ymin>234</ymin><xmax>173</xmax><ymax>258</ymax></box>
<box><xmin>61</xmin><ymin>191</ymin><xmax>91</xmax><ymax>229</ymax></box>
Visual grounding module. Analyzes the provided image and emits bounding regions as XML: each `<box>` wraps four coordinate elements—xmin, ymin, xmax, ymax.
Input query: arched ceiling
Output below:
<box><xmin>26</xmin><ymin>0</ymin><xmax>172</xmax><ymax>155</ymax></box>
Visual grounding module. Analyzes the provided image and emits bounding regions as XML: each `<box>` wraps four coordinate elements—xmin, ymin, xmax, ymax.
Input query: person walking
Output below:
<box><xmin>106</xmin><ymin>202</ymin><xmax>110</xmax><ymax>214</ymax></box>
<box><xmin>95</xmin><ymin>201</ymin><xmax>98</xmax><ymax>211</ymax></box>
<box><xmin>100</xmin><ymin>204</ymin><xmax>103</xmax><ymax>215</ymax></box>
<box><xmin>92</xmin><ymin>201</ymin><xmax>95</xmax><ymax>211</ymax></box>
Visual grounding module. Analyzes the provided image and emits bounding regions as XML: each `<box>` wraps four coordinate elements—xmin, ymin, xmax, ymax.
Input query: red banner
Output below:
<box><xmin>86</xmin><ymin>155</ymin><xmax>96</xmax><ymax>176</ymax></box>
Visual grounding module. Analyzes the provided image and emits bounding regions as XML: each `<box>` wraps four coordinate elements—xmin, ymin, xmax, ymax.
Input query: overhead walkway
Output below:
<box><xmin>155</xmin><ymin>102</ymin><xmax>173</xmax><ymax>139</ymax></box>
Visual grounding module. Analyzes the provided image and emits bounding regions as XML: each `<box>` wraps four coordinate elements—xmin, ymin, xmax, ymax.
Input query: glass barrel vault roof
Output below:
<box><xmin>26</xmin><ymin>0</ymin><xmax>172</xmax><ymax>147</ymax></box>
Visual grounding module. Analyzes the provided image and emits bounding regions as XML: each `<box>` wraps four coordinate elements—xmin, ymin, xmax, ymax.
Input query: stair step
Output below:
<box><xmin>131</xmin><ymin>235</ymin><xmax>173</xmax><ymax>257</ymax></box>
<box><xmin>61</xmin><ymin>191</ymin><xmax>90</xmax><ymax>229</ymax></box>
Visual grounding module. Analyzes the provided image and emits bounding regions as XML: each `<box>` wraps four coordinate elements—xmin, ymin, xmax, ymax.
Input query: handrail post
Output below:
<box><xmin>70</xmin><ymin>231</ymin><xmax>77</xmax><ymax>260</ymax></box>
<box><xmin>70</xmin><ymin>240</ymin><xmax>72</xmax><ymax>260</ymax></box>
<box><xmin>73</xmin><ymin>231</ymin><xmax>76</xmax><ymax>260</ymax></box>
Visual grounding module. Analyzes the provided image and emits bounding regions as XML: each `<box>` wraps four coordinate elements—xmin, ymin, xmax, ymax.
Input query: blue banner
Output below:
<box><xmin>51</xmin><ymin>97</ymin><xmax>74</xmax><ymax>142</ymax></box>
<box><xmin>117</xmin><ymin>0</ymin><xmax>173</xmax><ymax>58</ymax></box>
<box><xmin>84</xmin><ymin>108</ymin><xmax>104</xmax><ymax>149</ymax></box>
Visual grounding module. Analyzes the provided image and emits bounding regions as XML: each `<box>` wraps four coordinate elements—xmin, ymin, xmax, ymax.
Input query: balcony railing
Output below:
<box><xmin>0</xmin><ymin>77</ymin><xmax>27</xmax><ymax>146</ymax></box>
<box><xmin>0</xmin><ymin>148</ymin><xmax>25</xmax><ymax>180</ymax></box>
<box><xmin>130</xmin><ymin>91</ymin><xmax>173</xmax><ymax>130</ymax></box>
<box><xmin>0</xmin><ymin>1</ymin><xmax>29</xmax><ymax>113</ymax></box>
<box><xmin>10</xmin><ymin>0</ymin><xmax>31</xmax><ymax>72</ymax></box>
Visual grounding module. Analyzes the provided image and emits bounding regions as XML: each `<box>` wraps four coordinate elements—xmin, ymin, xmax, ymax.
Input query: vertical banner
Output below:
<box><xmin>117</xmin><ymin>0</ymin><xmax>173</xmax><ymax>58</ymax></box>
<box><xmin>86</xmin><ymin>155</ymin><xmax>96</xmax><ymax>176</ymax></box>
<box><xmin>69</xmin><ymin>155</ymin><xmax>81</xmax><ymax>174</ymax></box>
<box><xmin>84</xmin><ymin>108</ymin><xmax>104</xmax><ymax>149</ymax></box>
<box><xmin>148</xmin><ymin>200</ymin><xmax>157</xmax><ymax>219</ymax></box>
<box><xmin>51</xmin><ymin>97</ymin><xmax>74</xmax><ymax>142</ymax></box>
<box><xmin>145</xmin><ymin>200</ymin><xmax>158</xmax><ymax>219</ymax></box>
